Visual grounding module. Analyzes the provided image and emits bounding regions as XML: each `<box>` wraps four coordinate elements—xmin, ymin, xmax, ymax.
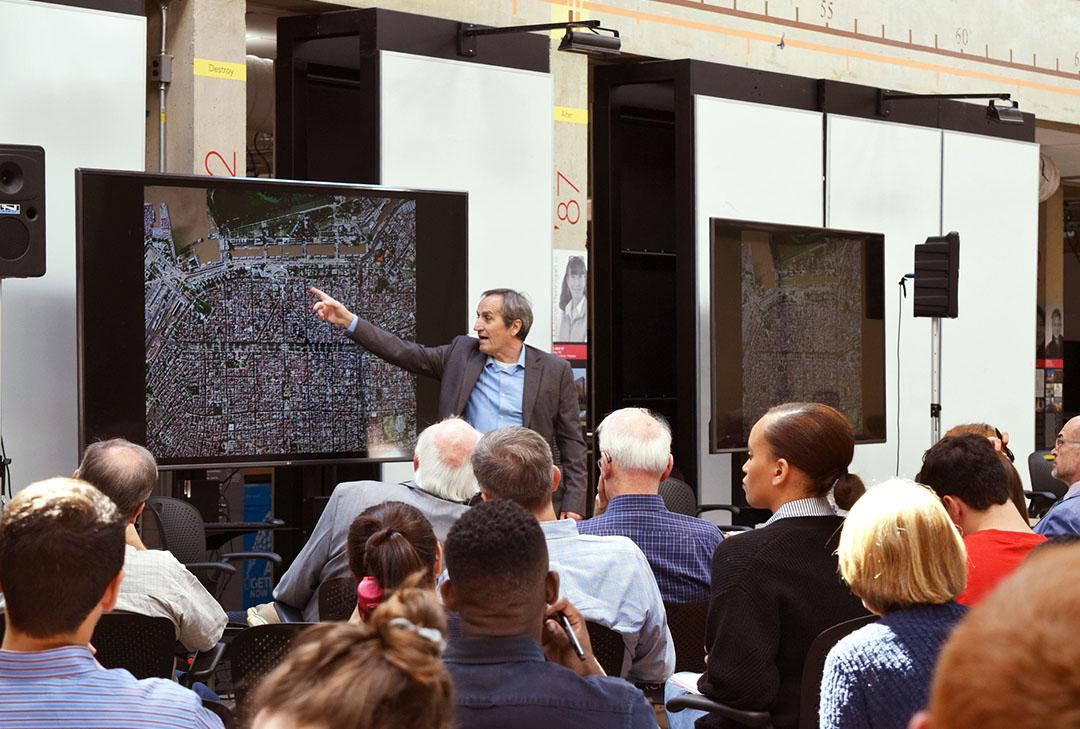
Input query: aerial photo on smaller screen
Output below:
<box><xmin>741</xmin><ymin>231</ymin><xmax>865</xmax><ymax>434</ymax></box>
<box><xmin>144</xmin><ymin>185</ymin><xmax>417</xmax><ymax>461</ymax></box>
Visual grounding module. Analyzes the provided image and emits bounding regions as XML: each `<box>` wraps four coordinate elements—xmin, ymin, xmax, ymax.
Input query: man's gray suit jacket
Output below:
<box><xmin>273</xmin><ymin>480</ymin><xmax>469</xmax><ymax>621</ymax></box>
<box><xmin>348</xmin><ymin>320</ymin><xmax>588</xmax><ymax>515</ymax></box>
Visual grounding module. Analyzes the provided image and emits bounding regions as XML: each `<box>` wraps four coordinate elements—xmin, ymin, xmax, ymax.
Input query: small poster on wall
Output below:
<box><xmin>552</xmin><ymin>249</ymin><xmax>587</xmax><ymax>344</ymax></box>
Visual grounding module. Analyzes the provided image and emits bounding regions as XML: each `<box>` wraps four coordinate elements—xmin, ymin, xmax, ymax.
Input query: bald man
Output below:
<box><xmin>273</xmin><ymin>417</ymin><xmax>481</xmax><ymax>620</ymax></box>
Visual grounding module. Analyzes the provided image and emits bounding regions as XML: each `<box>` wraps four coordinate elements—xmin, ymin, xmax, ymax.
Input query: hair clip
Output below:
<box><xmin>388</xmin><ymin>617</ymin><xmax>446</xmax><ymax>653</ymax></box>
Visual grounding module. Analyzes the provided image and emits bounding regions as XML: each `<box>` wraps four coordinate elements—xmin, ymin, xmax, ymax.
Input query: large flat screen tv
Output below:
<box><xmin>710</xmin><ymin>218</ymin><xmax>886</xmax><ymax>452</ymax></box>
<box><xmin>77</xmin><ymin>170</ymin><xmax>467</xmax><ymax>468</ymax></box>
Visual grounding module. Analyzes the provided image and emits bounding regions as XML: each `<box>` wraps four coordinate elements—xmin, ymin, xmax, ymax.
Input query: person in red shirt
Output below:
<box><xmin>916</xmin><ymin>433</ymin><xmax>1046</xmax><ymax>605</ymax></box>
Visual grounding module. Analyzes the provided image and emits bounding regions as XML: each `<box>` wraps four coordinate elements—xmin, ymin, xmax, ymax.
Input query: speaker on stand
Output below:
<box><xmin>0</xmin><ymin>143</ymin><xmax>45</xmax><ymax>504</ymax></box>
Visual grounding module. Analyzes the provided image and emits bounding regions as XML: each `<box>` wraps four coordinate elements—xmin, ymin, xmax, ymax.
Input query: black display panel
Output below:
<box><xmin>710</xmin><ymin>219</ymin><xmax>886</xmax><ymax>452</ymax></box>
<box><xmin>77</xmin><ymin>170</ymin><xmax>467</xmax><ymax>468</ymax></box>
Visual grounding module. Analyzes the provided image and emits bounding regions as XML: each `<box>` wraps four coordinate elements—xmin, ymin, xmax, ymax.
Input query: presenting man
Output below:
<box><xmin>310</xmin><ymin>286</ymin><xmax>587</xmax><ymax>518</ymax></box>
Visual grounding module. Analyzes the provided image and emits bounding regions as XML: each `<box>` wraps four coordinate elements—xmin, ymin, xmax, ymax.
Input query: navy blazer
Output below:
<box><xmin>348</xmin><ymin>321</ymin><xmax>587</xmax><ymax>514</ymax></box>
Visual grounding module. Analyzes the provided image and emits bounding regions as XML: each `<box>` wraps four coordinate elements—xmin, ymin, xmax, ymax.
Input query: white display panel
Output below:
<box><xmin>941</xmin><ymin>131</ymin><xmax>1038</xmax><ymax>486</ymax></box>
<box><xmin>826</xmin><ymin>115</ymin><xmax>942</xmax><ymax>487</ymax></box>
<box><xmin>0</xmin><ymin>0</ymin><xmax>145</xmax><ymax>489</ymax></box>
<box><xmin>379</xmin><ymin>51</ymin><xmax>554</xmax><ymax>352</ymax></box>
<box><xmin>694</xmin><ymin>95</ymin><xmax>824</xmax><ymax>504</ymax></box>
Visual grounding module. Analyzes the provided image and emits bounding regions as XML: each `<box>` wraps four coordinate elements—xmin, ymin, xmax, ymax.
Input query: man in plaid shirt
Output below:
<box><xmin>580</xmin><ymin>408</ymin><xmax>723</xmax><ymax>604</ymax></box>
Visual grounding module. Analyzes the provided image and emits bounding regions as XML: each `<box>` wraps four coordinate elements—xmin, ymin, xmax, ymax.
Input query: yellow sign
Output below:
<box><xmin>193</xmin><ymin>59</ymin><xmax>247</xmax><ymax>81</ymax></box>
<box><xmin>554</xmin><ymin>106</ymin><xmax>589</xmax><ymax>124</ymax></box>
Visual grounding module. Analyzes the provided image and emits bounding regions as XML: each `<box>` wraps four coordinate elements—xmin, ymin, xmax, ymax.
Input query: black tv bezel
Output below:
<box><xmin>708</xmin><ymin>217</ymin><xmax>887</xmax><ymax>453</ymax></box>
<box><xmin>76</xmin><ymin>169</ymin><xmax>468</xmax><ymax>469</ymax></box>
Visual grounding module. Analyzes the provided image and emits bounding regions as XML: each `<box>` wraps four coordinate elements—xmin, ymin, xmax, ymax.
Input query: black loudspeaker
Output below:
<box><xmin>0</xmin><ymin>145</ymin><xmax>45</xmax><ymax>278</ymax></box>
<box><xmin>913</xmin><ymin>231</ymin><xmax>959</xmax><ymax>318</ymax></box>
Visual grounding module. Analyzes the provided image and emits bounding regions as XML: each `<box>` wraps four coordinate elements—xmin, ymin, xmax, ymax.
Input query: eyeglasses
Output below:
<box><xmin>1054</xmin><ymin>435</ymin><xmax>1080</xmax><ymax>449</ymax></box>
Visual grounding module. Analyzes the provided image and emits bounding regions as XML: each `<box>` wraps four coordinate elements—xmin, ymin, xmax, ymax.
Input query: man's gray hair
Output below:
<box><xmin>413</xmin><ymin>418</ymin><xmax>482</xmax><ymax>503</ymax></box>
<box><xmin>482</xmin><ymin>288</ymin><xmax>533</xmax><ymax>341</ymax></box>
<box><xmin>471</xmin><ymin>427</ymin><xmax>553</xmax><ymax>510</ymax></box>
<box><xmin>597</xmin><ymin>408</ymin><xmax>672</xmax><ymax>476</ymax></box>
<box><xmin>76</xmin><ymin>438</ymin><xmax>158</xmax><ymax>522</ymax></box>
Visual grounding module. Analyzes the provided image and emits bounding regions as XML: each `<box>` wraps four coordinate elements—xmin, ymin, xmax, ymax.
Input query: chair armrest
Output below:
<box><xmin>180</xmin><ymin>641</ymin><xmax>227</xmax><ymax>686</ymax></box>
<box><xmin>275</xmin><ymin>601</ymin><xmax>304</xmax><ymax>623</ymax></box>
<box><xmin>185</xmin><ymin>561</ymin><xmax>237</xmax><ymax>575</ymax></box>
<box><xmin>1025</xmin><ymin>490</ymin><xmax>1059</xmax><ymax>502</ymax></box>
<box><xmin>222</xmin><ymin>551</ymin><xmax>283</xmax><ymax>566</ymax></box>
<box><xmin>666</xmin><ymin>694</ymin><xmax>772</xmax><ymax>727</ymax></box>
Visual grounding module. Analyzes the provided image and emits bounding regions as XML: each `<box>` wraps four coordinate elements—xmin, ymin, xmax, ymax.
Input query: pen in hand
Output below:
<box><xmin>558</xmin><ymin>611</ymin><xmax>586</xmax><ymax>661</ymax></box>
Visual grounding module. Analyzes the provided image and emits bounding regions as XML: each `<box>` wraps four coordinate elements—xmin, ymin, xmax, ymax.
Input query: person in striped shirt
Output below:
<box><xmin>0</xmin><ymin>478</ymin><xmax>222</xmax><ymax>729</ymax></box>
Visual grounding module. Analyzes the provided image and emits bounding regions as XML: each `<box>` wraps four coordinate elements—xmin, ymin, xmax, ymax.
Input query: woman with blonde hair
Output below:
<box><xmin>250</xmin><ymin>576</ymin><xmax>451</xmax><ymax>729</ymax></box>
<box><xmin>819</xmin><ymin>479</ymin><xmax>968</xmax><ymax>729</ymax></box>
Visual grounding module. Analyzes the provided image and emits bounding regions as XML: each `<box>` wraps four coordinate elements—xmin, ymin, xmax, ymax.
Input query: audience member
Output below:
<box><xmin>345</xmin><ymin>501</ymin><xmax>440</xmax><ymax>623</ymax></box>
<box><xmin>944</xmin><ymin>423</ymin><xmax>1029</xmax><ymax>520</ymax></box>
<box><xmin>819</xmin><ymin>479</ymin><xmax>968</xmax><ymax>729</ymax></box>
<box><xmin>909</xmin><ymin>542</ymin><xmax>1080</xmax><ymax>729</ymax></box>
<box><xmin>667</xmin><ymin>402</ymin><xmax>868</xmax><ymax>729</ymax></box>
<box><xmin>71</xmin><ymin>438</ymin><xmax>226</xmax><ymax>652</ymax></box>
<box><xmin>916</xmin><ymin>434</ymin><xmax>1046</xmax><ymax>605</ymax></box>
<box><xmin>440</xmin><ymin>499</ymin><xmax>656</xmax><ymax>728</ymax></box>
<box><xmin>0</xmin><ymin>478</ymin><xmax>223</xmax><ymax>728</ymax></box>
<box><xmin>1034</xmin><ymin>415</ymin><xmax>1080</xmax><ymax>538</ymax></box>
<box><xmin>274</xmin><ymin>417</ymin><xmax>480</xmax><ymax>620</ymax></box>
<box><xmin>580</xmin><ymin>407</ymin><xmax>722</xmax><ymax>604</ymax></box>
<box><xmin>472</xmin><ymin>426</ymin><xmax>674</xmax><ymax>683</ymax></box>
<box><xmin>251</xmin><ymin>576</ymin><xmax>451</xmax><ymax>729</ymax></box>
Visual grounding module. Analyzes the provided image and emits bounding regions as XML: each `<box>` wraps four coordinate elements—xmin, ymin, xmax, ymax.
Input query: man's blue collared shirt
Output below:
<box><xmin>444</xmin><ymin>635</ymin><xmax>657</xmax><ymax>729</ymax></box>
<box><xmin>464</xmin><ymin>345</ymin><xmax>526</xmax><ymax>433</ymax></box>
<box><xmin>1034</xmin><ymin>481</ymin><xmax>1080</xmax><ymax>538</ymax></box>
<box><xmin>578</xmin><ymin>494</ymin><xmax>723</xmax><ymax>604</ymax></box>
<box><xmin>0</xmin><ymin>645</ymin><xmax>223</xmax><ymax>728</ymax></box>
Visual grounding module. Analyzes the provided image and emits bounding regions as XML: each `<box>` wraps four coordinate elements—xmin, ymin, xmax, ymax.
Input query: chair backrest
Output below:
<box><xmin>659</xmin><ymin>478</ymin><xmax>698</xmax><ymax>517</ymax></box>
<box><xmin>92</xmin><ymin>612</ymin><xmax>178</xmax><ymax>680</ymax></box>
<box><xmin>665</xmin><ymin>600</ymin><xmax>710</xmax><ymax>673</ymax></box>
<box><xmin>1028</xmin><ymin>451</ymin><xmax>1067</xmax><ymax>500</ymax></box>
<box><xmin>585</xmin><ymin>621</ymin><xmax>626</xmax><ymax>677</ymax></box>
<box><xmin>318</xmin><ymin>577</ymin><xmax>358</xmax><ymax>622</ymax></box>
<box><xmin>797</xmin><ymin>614</ymin><xmax>878</xmax><ymax>729</ymax></box>
<box><xmin>228</xmin><ymin>623</ymin><xmax>312</xmax><ymax>712</ymax></box>
<box><xmin>145</xmin><ymin>496</ymin><xmax>209</xmax><ymax>564</ymax></box>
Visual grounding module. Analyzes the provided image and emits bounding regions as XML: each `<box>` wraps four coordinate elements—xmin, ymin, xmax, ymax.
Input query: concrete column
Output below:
<box><xmin>145</xmin><ymin>0</ymin><xmax>246</xmax><ymax>176</ymax></box>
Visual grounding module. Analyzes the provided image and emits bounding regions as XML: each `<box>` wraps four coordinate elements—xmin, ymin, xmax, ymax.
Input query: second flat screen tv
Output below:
<box><xmin>77</xmin><ymin>170</ymin><xmax>467</xmax><ymax>468</ymax></box>
<box><xmin>710</xmin><ymin>218</ymin><xmax>886</xmax><ymax>452</ymax></box>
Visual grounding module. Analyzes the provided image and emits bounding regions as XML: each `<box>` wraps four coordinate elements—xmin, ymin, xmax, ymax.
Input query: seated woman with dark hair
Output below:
<box><xmin>251</xmin><ymin>576</ymin><xmax>451</xmax><ymax>729</ymax></box>
<box><xmin>346</xmin><ymin>501</ymin><xmax>441</xmax><ymax>623</ymax></box>
<box><xmin>667</xmin><ymin>402</ymin><xmax>869</xmax><ymax>729</ymax></box>
<box><xmin>819</xmin><ymin>479</ymin><xmax>968</xmax><ymax>729</ymax></box>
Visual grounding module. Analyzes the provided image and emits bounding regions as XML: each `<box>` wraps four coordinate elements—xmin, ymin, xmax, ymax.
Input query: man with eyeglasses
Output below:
<box><xmin>1034</xmin><ymin>419</ymin><xmax>1080</xmax><ymax>538</ymax></box>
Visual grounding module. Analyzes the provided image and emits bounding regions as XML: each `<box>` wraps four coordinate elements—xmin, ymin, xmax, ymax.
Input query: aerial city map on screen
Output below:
<box><xmin>144</xmin><ymin>185</ymin><xmax>417</xmax><ymax>460</ymax></box>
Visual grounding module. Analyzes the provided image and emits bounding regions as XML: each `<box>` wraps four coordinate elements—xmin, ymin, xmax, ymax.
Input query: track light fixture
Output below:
<box><xmin>877</xmin><ymin>91</ymin><xmax>1026</xmax><ymax>126</ymax></box>
<box><xmin>458</xmin><ymin>19</ymin><xmax>621</xmax><ymax>58</ymax></box>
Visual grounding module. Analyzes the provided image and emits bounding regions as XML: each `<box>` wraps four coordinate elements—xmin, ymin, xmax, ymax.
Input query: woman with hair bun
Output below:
<box><xmin>250</xmin><ymin>576</ymin><xmax>452</xmax><ymax>729</ymax></box>
<box><xmin>667</xmin><ymin>402</ymin><xmax>869</xmax><ymax>729</ymax></box>
<box><xmin>346</xmin><ymin>501</ymin><xmax>441</xmax><ymax>623</ymax></box>
<box><xmin>819</xmin><ymin>479</ymin><xmax>968</xmax><ymax>729</ymax></box>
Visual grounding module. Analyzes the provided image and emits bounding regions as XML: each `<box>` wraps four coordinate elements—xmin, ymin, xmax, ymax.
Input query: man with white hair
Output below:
<box><xmin>273</xmin><ymin>417</ymin><xmax>481</xmax><ymax>620</ymax></box>
<box><xmin>579</xmin><ymin>408</ymin><xmax>723</xmax><ymax>604</ymax></box>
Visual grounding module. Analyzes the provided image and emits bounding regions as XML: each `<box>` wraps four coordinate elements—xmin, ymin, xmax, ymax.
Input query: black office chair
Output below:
<box><xmin>91</xmin><ymin>612</ymin><xmax>177</xmax><ymax>679</ymax></box>
<box><xmin>228</xmin><ymin>623</ymin><xmax>312</xmax><ymax>714</ymax></box>
<box><xmin>665</xmin><ymin>600</ymin><xmax>710</xmax><ymax>673</ymax></box>
<box><xmin>145</xmin><ymin>496</ymin><xmax>282</xmax><ymax>599</ymax></box>
<box><xmin>585</xmin><ymin>621</ymin><xmax>626</xmax><ymax>678</ymax></box>
<box><xmin>1028</xmin><ymin>450</ymin><xmax>1065</xmax><ymax>518</ymax></box>
<box><xmin>317</xmin><ymin>577</ymin><xmax>358</xmax><ymax>622</ymax></box>
<box><xmin>657</xmin><ymin>476</ymin><xmax>759</xmax><ymax>533</ymax></box>
<box><xmin>666</xmin><ymin>614</ymin><xmax>878</xmax><ymax>728</ymax></box>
